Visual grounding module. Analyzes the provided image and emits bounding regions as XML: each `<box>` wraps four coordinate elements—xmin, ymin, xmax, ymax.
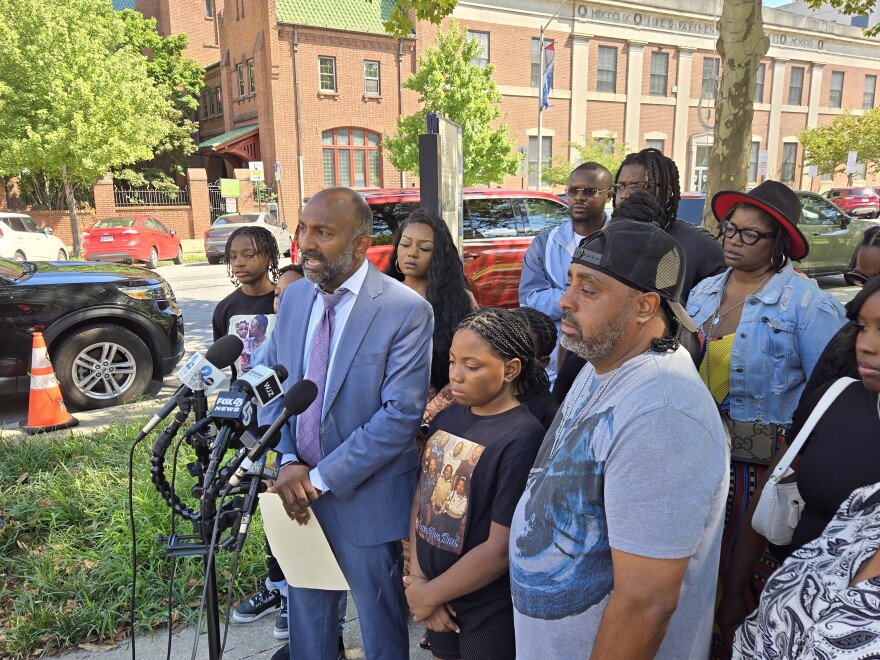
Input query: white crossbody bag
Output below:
<box><xmin>751</xmin><ymin>376</ymin><xmax>857</xmax><ymax>546</ymax></box>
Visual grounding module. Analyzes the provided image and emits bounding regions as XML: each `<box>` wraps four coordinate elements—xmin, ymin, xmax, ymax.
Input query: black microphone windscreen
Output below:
<box><xmin>284</xmin><ymin>379</ymin><xmax>318</xmax><ymax>416</ymax></box>
<box><xmin>207</xmin><ymin>334</ymin><xmax>246</xmax><ymax>368</ymax></box>
<box><xmin>271</xmin><ymin>364</ymin><xmax>289</xmax><ymax>384</ymax></box>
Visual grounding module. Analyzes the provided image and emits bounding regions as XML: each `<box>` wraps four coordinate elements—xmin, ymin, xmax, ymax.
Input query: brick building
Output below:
<box><xmin>153</xmin><ymin>0</ymin><xmax>880</xmax><ymax>222</ymax></box>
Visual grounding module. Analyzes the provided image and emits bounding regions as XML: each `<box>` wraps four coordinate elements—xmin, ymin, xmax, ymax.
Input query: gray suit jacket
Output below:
<box><xmin>260</xmin><ymin>262</ymin><xmax>434</xmax><ymax>545</ymax></box>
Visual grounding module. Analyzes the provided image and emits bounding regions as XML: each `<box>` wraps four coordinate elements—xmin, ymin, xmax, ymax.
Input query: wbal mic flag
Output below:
<box><xmin>541</xmin><ymin>43</ymin><xmax>555</xmax><ymax>110</ymax></box>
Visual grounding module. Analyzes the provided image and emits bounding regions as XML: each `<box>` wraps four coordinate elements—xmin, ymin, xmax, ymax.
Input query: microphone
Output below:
<box><xmin>222</xmin><ymin>380</ymin><xmax>318</xmax><ymax>493</ymax></box>
<box><xmin>232</xmin><ymin>364</ymin><xmax>289</xmax><ymax>407</ymax></box>
<box><xmin>137</xmin><ymin>335</ymin><xmax>243</xmax><ymax>439</ymax></box>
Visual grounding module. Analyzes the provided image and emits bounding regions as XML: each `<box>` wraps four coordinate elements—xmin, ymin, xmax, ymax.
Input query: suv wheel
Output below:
<box><xmin>53</xmin><ymin>324</ymin><xmax>154</xmax><ymax>410</ymax></box>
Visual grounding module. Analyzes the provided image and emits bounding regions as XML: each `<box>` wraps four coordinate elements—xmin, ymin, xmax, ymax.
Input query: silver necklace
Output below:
<box><xmin>547</xmin><ymin>367</ymin><xmax>621</xmax><ymax>462</ymax></box>
<box><xmin>710</xmin><ymin>271</ymin><xmax>773</xmax><ymax>327</ymax></box>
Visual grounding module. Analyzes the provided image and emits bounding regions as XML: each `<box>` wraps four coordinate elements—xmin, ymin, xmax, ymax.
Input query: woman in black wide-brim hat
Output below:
<box><xmin>685</xmin><ymin>179</ymin><xmax>848</xmax><ymax>659</ymax></box>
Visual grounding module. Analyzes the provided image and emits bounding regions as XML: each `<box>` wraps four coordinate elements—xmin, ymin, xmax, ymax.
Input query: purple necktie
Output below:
<box><xmin>297</xmin><ymin>287</ymin><xmax>348</xmax><ymax>467</ymax></box>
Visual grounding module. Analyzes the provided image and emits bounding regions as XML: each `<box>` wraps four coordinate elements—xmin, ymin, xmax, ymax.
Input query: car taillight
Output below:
<box><xmin>0</xmin><ymin>226</ymin><xmax>3</xmax><ymax>237</ymax></box>
<box><xmin>122</xmin><ymin>229</ymin><xmax>138</xmax><ymax>235</ymax></box>
<box><xmin>204</xmin><ymin>229</ymin><xmax>211</xmax><ymax>238</ymax></box>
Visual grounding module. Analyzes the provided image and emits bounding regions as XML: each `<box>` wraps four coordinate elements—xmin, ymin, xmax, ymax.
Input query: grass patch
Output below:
<box><xmin>181</xmin><ymin>253</ymin><xmax>207</xmax><ymax>264</ymax></box>
<box><xmin>0</xmin><ymin>421</ymin><xmax>266</xmax><ymax>658</ymax></box>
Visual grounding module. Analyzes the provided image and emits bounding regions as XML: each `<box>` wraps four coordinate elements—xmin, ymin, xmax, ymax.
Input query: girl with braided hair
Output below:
<box><xmin>512</xmin><ymin>306</ymin><xmax>560</xmax><ymax>429</ymax></box>
<box><xmin>404</xmin><ymin>308</ymin><xmax>546</xmax><ymax>660</ymax></box>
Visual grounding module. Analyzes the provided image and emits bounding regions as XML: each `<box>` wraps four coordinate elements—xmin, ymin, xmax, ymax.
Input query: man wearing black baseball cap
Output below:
<box><xmin>509</xmin><ymin>220</ymin><xmax>729</xmax><ymax>659</ymax></box>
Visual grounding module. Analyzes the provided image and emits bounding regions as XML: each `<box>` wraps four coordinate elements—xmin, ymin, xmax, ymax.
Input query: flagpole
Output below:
<box><xmin>536</xmin><ymin>1</ymin><xmax>568</xmax><ymax>193</ymax></box>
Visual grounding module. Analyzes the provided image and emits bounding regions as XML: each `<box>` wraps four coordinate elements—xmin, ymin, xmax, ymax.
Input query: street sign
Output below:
<box><xmin>518</xmin><ymin>146</ymin><xmax>528</xmax><ymax>177</ymax></box>
<box><xmin>220</xmin><ymin>178</ymin><xmax>240</xmax><ymax>197</ymax></box>
<box><xmin>807</xmin><ymin>165</ymin><xmax>818</xmax><ymax>178</ymax></box>
<box><xmin>274</xmin><ymin>161</ymin><xmax>282</xmax><ymax>181</ymax></box>
<box><xmin>248</xmin><ymin>161</ymin><xmax>265</xmax><ymax>182</ymax></box>
<box><xmin>846</xmin><ymin>150</ymin><xmax>858</xmax><ymax>174</ymax></box>
<box><xmin>757</xmin><ymin>150</ymin><xmax>769</xmax><ymax>177</ymax></box>
<box><xmin>225</xmin><ymin>198</ymin><xmax>237</xmax><ymax>213</ymax></box>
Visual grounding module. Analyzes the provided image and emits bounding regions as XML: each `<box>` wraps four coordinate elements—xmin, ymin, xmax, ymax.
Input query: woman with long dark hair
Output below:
<box><xmin>728</xmin><ymin>275</ymin><xmax>880</xmax><ymax>657</ymax></box>
<box><xmin>384</xmin><ymin>208</ymin><xmax>476</xmax><ymax>393</ymax></box>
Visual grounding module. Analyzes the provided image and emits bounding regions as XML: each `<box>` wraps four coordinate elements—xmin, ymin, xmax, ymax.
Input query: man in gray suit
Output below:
<box><xmin>261</xmin><ymin>187</ymin><xmax>433</xmax><ymax>659</ymax></box>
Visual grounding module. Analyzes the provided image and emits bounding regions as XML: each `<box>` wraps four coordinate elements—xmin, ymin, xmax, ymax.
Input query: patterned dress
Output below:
<box><xmin>699</xmin><ymin>332</ymin><xmax>787</xmax><ymax>660</ymax></box>
<box><xmin>734</xmin><ymin>481</ymin><xmax>880</xmax><ymax>658</ymax></box>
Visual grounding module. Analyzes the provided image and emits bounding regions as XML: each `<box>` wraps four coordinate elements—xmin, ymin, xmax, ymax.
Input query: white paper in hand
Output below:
<box><xmin>258</xmin><ymin>492</ymin><xmax>350</xmax><ymax>591</ymax></box>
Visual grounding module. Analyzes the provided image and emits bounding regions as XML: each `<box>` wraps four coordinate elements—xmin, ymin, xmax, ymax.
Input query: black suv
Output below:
<box><xmin>0</xmin><ymin>258</ymin><xmax>185</xmax><ymax>410</ymax></box>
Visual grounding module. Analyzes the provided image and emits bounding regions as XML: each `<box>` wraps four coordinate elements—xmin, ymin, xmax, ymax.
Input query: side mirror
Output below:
<box><xmin>43</xmin><ymin>227</ymin><xmax>54</xmax><ymax>235</ymax></box>
<box><xmin>170</xmin><ymin>229</ymin><xmax>177</xmax><ymax>235</ymax></box>
<box><xmin>840</xmin><ymin>214</ymin><xmax>851</xmax><ymax>228</ymax></box>
<box><xmin>281</xmin><ymin>223</ymin><xmax>288</xmax><ymax>230</ymax></box>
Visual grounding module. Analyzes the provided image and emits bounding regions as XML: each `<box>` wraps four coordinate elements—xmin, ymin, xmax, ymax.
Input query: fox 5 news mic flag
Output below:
<box><xmin>541</xmin><ymin>43</ymin><xmax>555</xmax><ymax>110</ymax></box>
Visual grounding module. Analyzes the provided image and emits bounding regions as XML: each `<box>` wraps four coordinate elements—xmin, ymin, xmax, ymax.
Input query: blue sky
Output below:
<box><xmin>763</xmin><ymin>0</ymin><xmax>793</xmax><ymax>6</ymax></box>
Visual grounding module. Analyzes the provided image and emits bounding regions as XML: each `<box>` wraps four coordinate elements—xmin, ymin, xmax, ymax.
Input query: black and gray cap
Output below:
<box><xmin>571</xmin><ymin>219</ymin><xmax>697</xmax><ymax>333</ymax></box>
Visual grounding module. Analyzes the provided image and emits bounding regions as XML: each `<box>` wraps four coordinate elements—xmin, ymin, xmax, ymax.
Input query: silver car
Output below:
<box><xmin>204</xmin><ymin>212</ymin><xmax>291</xmax><ymax>264</ymax></box>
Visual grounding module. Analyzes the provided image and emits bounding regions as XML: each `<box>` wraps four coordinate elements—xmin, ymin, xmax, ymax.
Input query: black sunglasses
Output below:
<box><xmin>566</xmin><ymin>185</ymin><xmax>612</xmax><ymax>198</ymax></box>
<box><xmin>844</xmin><ymin>270</ymin><xmax>868</xmax><ymax>287</ymax></box>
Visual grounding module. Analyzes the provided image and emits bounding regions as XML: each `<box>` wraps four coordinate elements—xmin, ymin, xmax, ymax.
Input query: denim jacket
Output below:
<box><xmin>686</xmin><ymin>262</ymin><xmax>846</xmax><ymax>425</ymax></box>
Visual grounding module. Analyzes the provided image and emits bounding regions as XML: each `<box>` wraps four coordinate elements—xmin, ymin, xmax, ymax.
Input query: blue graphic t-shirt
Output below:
<box><xmin>509</xmin><ymin>348</ymin><xmax>729</xmax><ymax>659</ymax></box>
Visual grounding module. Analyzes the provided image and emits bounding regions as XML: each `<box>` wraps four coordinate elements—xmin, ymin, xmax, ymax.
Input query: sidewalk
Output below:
<box><xmin>3</xmin><ymin>395</ymin><xmax>428</xmax><ymax>659</ymax></box>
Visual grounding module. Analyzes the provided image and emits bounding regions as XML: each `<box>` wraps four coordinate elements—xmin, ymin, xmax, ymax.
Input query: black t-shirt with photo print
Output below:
<box><xmin>211</xmin><ymin>288</ymin><xmax>276</xmax><ymax>379</ymax></box>
<box><xmin>415</xmin><ymin>403</ymin><xmax>544</xmax><ymax>631</ymax></box>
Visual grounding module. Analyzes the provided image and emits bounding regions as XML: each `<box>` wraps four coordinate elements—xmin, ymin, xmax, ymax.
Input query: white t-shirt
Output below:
<box><xmin>510</xmin><ymin>347</ymin><xmax>729</xmax><ymax>659</ymax></box>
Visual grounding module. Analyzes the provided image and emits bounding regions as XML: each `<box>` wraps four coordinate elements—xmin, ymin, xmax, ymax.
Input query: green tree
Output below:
<box><xmin>800</xmin><ymin>109</ymin><xmax>880</xmax><ymax>182</ymax></box>
<box><xmin>0</xmin><ymin>0</ymin><xmax>169</xmax><ymax>256</ymax></box>
<box><xmin>112</xmin><ymin>9</ymin><xmax>205</xmax><ymax>188</ymax></box>
<box><xmin>373</xmin><ymin>0</ymin><xmax>459</xmax><ymax>38</ymax></box>
<box><xmin>537</xmin><ymin>138</ymin><xmax>631</xmax><ymax>187</ymax></box>
<box><xmin>703</xmin><ymin>0</ymin><xmax>769</xmax><ymax>232</ymax></box>
<box><xmin>384</xmin><ymin>23</ymin><xmax>519</xmax><ymax>187</ymax></box>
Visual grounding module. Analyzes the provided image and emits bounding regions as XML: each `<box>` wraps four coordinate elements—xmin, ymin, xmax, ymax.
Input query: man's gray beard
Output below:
<box><xmin>560</xmin><ymin>328</ymin><xmax>621</xmax><ymax>362</ymax></box>
<box><xmin>303</xmin><ymin>241</ymin><xmax>356</xmax><ymax>286</ymax></box>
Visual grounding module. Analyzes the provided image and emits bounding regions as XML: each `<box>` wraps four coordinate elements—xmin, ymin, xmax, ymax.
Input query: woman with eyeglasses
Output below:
<box><xmin>686</xmin><ymin>180</ymin><xmax>846</xmax><ymax>659</ymax></box>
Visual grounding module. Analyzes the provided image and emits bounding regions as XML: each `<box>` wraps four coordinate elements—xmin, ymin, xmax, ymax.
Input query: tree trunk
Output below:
<box><xmin>62</xmin><ymin>164</ymin><xmax>81</xmax><ymax>258</ymax></box>
<box><xmin>703</xmin><ymin>0</ymin><xmax>769</xmax><ymax>233</ymax></box>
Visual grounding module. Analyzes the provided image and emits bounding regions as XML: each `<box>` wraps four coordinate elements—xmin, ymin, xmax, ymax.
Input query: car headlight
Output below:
<box><xmin>119</xmin><ymin>284</ymin><xmax>167</xmax><ymax>301</ymax></box>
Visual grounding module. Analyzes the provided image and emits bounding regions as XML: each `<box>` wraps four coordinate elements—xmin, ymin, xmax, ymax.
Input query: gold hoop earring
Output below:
<box><xmin>394</xmin><ymin>258</ymin><xmax>403</xmax><ymax>274</ymax></box>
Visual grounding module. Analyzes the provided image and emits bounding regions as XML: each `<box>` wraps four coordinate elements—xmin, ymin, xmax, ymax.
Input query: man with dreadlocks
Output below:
<box><xmin>614</xmin><ymin>148</ymin><xmax>725</xmax><ymax>296</ymax></box>
<box><xmin>519</xmin><ymin>161</ymin><xmax>613</xmax><ymax>383</ymax></box>
<box><xmin>510</xmin><ymin>220</ymin><xmax>728</xmax><ymax>660</ymax></box>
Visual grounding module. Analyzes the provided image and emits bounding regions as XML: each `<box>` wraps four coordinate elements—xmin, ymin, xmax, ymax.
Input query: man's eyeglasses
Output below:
<box><xmin>612</xmin><ymin>181</ymin><xmax>653</xmax><ymax>195</ymax></box>
<box><xmin>719</xmin><ymin>219</ymin><xmax>778</xmax><ymax>246</ymax></box>
<box><xmin>566</xmin><ymin>185</ymin><xmax>612</xmax><ymax>198</ymax></box>
<box><xmin>844</xmin><ymin>270</ymin><xmax>869</xmax><ymax>287</ymax></box>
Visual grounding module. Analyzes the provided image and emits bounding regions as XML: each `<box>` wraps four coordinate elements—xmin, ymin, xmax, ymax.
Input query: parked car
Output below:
<box><xmin>676</xmin><ymin>192</ymin><xmax>708</xmax><ymax>225</ymax></box>
<box><xmin>0</xmin><ymin>212</ymin><xmax>68</xmax><ymax>262</ymax></box>
<box><xmin>358</xmin><ymin>188</ymin><xmax>569</xmax><ymax>307</ymax></box>
<box><xmin>204</xmin><ymin>212</ymin><xmax>291</xmax><ymax>264</ymax></box>
<box><xmin>823</xmin><ymin>187</ymin><xmax>880</xmax><ymax>219</ymax></box>
<box><xmin>796</xmin><ymin>190</ymin><xmax>878</xmax><ymax>276</ymax></box>
<box><xmin>0</xmin><ymin>258</ymin><xmax>185</xmax><ymax>410</ymax></box>
<box><xmin>83</xmin><ymin>215</ymin><xmax>183</xmax><ymax>268</ymax></box>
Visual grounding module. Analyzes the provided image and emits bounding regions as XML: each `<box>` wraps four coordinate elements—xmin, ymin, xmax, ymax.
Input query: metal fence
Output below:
<box><xmin>208</xmin><ymin>180</ymin><xmax>224</xmax><ymax>221</ymax></box>
<box><xmin>113</xmin><ymin>187</ymin><xmax>190</xmax><ymax>207</ymax></box>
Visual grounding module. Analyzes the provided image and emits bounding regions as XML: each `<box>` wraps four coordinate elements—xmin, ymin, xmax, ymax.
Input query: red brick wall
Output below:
<box><xmin>29</xmin><ymin>210</ymin><xmax>96</xmax><ymax>247</ymax></box>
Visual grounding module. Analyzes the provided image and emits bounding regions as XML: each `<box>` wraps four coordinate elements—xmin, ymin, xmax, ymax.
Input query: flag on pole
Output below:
<box><xmin>541</xmin><ymin>43</ymin><xmax>555</xmax><ymax>110</ymax></box>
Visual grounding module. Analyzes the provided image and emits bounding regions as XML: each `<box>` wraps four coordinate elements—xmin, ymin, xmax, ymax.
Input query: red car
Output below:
<box><xmin>83</xmin><ymin>215</ymin><xmax>183</xmax><ymax>269</ymax></box>
<box><xmin>823</xmin><ymin>188</ymin><xmax>880</xmax><ymax>219</ymax></box>
<box><xmin>292</xmin><ymin>188</ymin><xmax>569</xmax><ymax>308</ymax></box>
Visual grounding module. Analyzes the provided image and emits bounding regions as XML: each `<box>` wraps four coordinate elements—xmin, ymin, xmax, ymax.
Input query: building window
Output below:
<box><xmin>322</xmin><ymin>128</ymin><xmax>381</xmax><ymax>188</ymax></box>
<box><xmin>364</xmin><ymin>61</ymin><xmax>380</xmax><ymax>95</ymax></box>
<box><xmin>829</xmin><ymin>71</ymin><xmax>845</xmax><ymax>108</ymax></box>
<box><xmin>528</xmin><ymin>136</ymin><xmax>552</xmax><ymax>187</ymax></box>
<box><xmin>237</xmin><ymin>62</ymin><xmax>245</xmax><ymax>97</ymax></box>
<box><xmin>247</xmin><ymin>58</ymin><xmax>255</xmax><ymax>94</ymax></box>
<box><xmin>216</xmin><ymin>86</ymin><xmax>222</xmax><ymax>114</ymax></box>
<box><xmin>209</xmin><ymin>88</ymin><xmax>216</xmax><ymax>116</ymax></box>
<box><xmin>754</xmin><ymin>63</ymin><xmax>765</xmax><ymax>104</ymax></box>
<box><xmin>645</xmin><ymin>138</ymin><xmax>665</xmax><ymax>153</ymax></box>
<box><xmin>702</xmin><ymin>57</ymin><xmax>720</xmax><ymax>100</ymax></box>
<box><xmin>781</xmin><ymin>143</ymin><xmax>798</xmax><ymax>182</ymax></box>
<box><xmin>597</xmin><ymin>46</ymin><xmax>618</xmax><ymax>93</ymax></box>
<box><xmin>788</xmin><ymin>66</ymin><xmax>804</xmax><ymax>105</ymax></box>
<box><xmin>864</xmin><ymin>75</ymin><xmax>877</xmax><ymax>109</ymax></box>
<box><xmin>649</xmin><ymin>52</ymin><xmax>668</xmax><ymax>96</ymax></box>
<box><xmin>531</xmin><ymin>38</ymin><xmax>553</xmax><ymax>87</ymax></box>
<box><xmin>468</xmin><ymin>30</ymin><xmax>489</xmax><ymax>68</ymax></box>
<box><xmin>201</xmin><ymin>92</ymin><xmax>209</xmax><ymax>119</ymax></box>
<box><xmin>205</xmin><ymin>0</ymin><xmax>213</xmax><ymax>17</ymax></box>
<box><xmin>748</xmin><ymin>140</ymin><xmax>760</xmax><ymax>181</ymax></box>
<box><xmin>319</xmin><ymin>56</ymin><xmax>337</xmax><ymax>93</ymax></box>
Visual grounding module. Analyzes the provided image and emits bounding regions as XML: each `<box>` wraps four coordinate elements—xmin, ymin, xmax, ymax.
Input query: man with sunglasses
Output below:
<box><xmin>519</xmin><ymin>161</ymin><xmax>613</xmax><ymax>382</ymax></box>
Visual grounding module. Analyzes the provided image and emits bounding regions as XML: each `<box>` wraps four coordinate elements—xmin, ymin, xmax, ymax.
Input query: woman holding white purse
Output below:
<box><xmin>718</xmin><ymin>275</ymin><xmax>880</xmax><ymax>653</ymax></box>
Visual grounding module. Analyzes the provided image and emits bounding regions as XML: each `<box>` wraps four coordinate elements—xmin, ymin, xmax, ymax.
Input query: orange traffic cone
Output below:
<box><xmin>19</xmin><ymin>332</ymin><xmax>79</xmax><ymax>434</ymax></box>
